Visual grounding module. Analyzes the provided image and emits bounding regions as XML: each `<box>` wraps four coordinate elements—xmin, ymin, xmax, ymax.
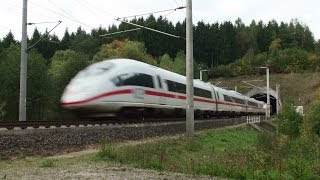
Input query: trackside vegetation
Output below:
<box><xmin>97</xmin><ymin>95</ymin><xmax>320</xmax><ymax>179</ymax></box>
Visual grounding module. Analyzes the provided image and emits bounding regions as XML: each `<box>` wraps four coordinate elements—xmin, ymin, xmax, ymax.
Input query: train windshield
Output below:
<box><xmin>76</xmin><ymin>62</ymin><xmax>114</xmax><ymax>78</ymax></box>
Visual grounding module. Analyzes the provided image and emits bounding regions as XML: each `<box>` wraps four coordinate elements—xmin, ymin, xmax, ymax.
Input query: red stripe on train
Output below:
<box><xmin>62</xmin><ymin>89</ymin><xmax>133</xmax><ymax>106</ymax></box>
<box><xmin>63</xmin><ymin>88</ymin><xmax>261</xmax><ymax>110</ymax></box>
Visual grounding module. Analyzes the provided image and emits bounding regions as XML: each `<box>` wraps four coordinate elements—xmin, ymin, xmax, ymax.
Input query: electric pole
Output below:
<box><xmin>19</xmin><ymin>0</ymin><xmax>28</xmax><ymax>121</ymax></box>
<box><xmin>266</xmin><ymin>66</ymin><xmax>270</xmax><ymax>117</ymax></box>
<box><xmin>186</xmin><ymin>0</ymin><xmax>194</xmax><ymax>135</ymax></box>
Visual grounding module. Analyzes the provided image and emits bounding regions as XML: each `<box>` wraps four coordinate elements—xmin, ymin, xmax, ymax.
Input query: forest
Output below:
<box><xmin>0</xmin><ymin>16</ymin><xmax>320</xmax><ymax>120</ymax></box>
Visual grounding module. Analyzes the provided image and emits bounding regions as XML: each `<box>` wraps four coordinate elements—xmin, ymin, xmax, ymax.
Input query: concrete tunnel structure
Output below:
<box><xmin>246</xmin><ymin>86</ymin><xmax>281</xmax><ymax>115</ymax></box>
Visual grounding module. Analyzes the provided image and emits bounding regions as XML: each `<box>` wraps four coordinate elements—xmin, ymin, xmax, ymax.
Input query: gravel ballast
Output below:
<box><xmin>0</xmin><ymin>118</ymin><xmax>246</xmax><ymax>159</ymax></box>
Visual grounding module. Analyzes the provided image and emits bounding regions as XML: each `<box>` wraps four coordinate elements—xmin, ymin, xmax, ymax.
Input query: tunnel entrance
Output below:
<box><xmin>251</xmin><ymin>94</ymin><xmax>277</xmax><ymax>115</ymax></box>
<box><xmin>246</xmin><ymin>87</ymin><xmax>281</xmax><ymax>115</ymax></box>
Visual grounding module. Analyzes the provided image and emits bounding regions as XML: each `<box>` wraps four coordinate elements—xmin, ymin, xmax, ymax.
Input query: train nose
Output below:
<box><xmin>60</xmin><ymin>84</ymin><xmax>92</xmax><ymax>106</ymax></box>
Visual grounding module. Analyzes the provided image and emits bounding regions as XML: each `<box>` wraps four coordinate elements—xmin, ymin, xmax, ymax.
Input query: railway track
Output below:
<box><xmin>0</xmin><ymin>117</ymin><xmax>217</xmax><ymax>130</ymax></box>
<box><xmin>0</xmin><ymin>116</ymin><xmax>252</xmax><ymax>159</ymax></box>
<box><xmin>0</xmin><ymin>116</ymin><xmax>251</xmax><ymax>131</ymax></box>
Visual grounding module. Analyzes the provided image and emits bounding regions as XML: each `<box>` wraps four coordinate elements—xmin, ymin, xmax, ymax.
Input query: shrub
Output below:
<box><xmin>307</xmin><ymin>90</ymin><xmax>320</xmax><ymax>137</ymax></box>
<box><xmin>278</xmin><ymin>101</ymin><xmax>304</xmax><ymax>138</ymax></box>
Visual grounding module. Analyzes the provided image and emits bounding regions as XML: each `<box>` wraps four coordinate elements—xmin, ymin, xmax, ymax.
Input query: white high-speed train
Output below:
<box><xmin>61</xmin><ymin>59</ymin><xmax>265</xmax><ymax>118</ymax></box>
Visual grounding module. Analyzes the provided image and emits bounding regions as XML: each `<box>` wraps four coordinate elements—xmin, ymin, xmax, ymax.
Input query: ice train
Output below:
<box><xmin>61</xmin><ymin>59</ymin><xmax>265</xmax><ymax>118</ymax></box>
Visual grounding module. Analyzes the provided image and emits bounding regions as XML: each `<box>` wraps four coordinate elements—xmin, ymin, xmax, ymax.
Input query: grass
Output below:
<box><xmin>96</xmin><ymin>125</ymin><xmax>320</xmax><ymax>179</ymax></box>
<box><xmin>1</xmin><ymin>124</ymin><xmax>319</xmax><ymax>179</ymax></box>
<box><xmin>41</xmin><ymin>159</ymin><xmax>54</xmax><ymax>167</ymax></box>
<box><xmin>96</xmin><ymin>126</ymin><xmax>261</xmax><ymax>178</ymax></box>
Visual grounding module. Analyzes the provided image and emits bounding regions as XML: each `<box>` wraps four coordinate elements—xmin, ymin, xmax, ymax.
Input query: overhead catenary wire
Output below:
<box><xmin>100</xmin><ymin>8</ymin><xmax>179</xmax><ymax>37</ymax></box>
<box><xmin>116</xmin><ymin>18</ymin><xmax>185</xmax><ymax>40</ymax></box>
<box><xmin>27</xmin><ymin>20</ymin><xmax>62</xmax><ymax>25</ymax></box>
<box><xmin>100</xmin><ymin>28</ymin><xmax>141</xmax><ymax>37</ymax></box>
<box><xmin>118</xmin><ymin>6</ymin><xmax>185</xmax><ymax>20</ymax></box>
<box><xmin>46</xmin><ymin>0</ymin><xmax>94</xmax><ymax>29</ymax></box>
<box><xmin>28</xmin><ymin>21</ymin><xmax>62</xmax><ymax>51</ymax></box>
<box><xmin>29</xmin><ymin>1</ymin><xmax>93</xmax><ymax>29</ymax></box>
<box><xmin>75</xmin><ymin>0</ymin><xmax>114</xmax><ymax>21</ymax></box>
<box><xmin>76</xmin><ymin>0</ymin><xmax>117</xmax><ymax>19</ymax></box>
<box><xmin>173</xmin><ymin>0</ymin><xmax>181</xmax><ymax>7</ymax></box>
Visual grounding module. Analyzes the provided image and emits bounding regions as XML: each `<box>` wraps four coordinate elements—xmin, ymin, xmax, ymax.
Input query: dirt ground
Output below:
<box><xmin>0</xmin><ymin>160</ymin><xmax>213</xmax><ymax>180</ymax></box>
<box><xmin>0</xmin><ymin>134</ymin><xmax>218</xmax><ymax>180</ymax></box>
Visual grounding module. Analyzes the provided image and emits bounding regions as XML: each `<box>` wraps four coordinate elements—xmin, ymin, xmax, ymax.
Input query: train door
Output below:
<box><xmin>211</xmin><ymin>86</ymin><xmax>218</xmax><ymax>112</ymax></box>
<box><xmin>156</xmin><ymin>75</ymin><xmax>166</xmax><ymax>105</ymax></box>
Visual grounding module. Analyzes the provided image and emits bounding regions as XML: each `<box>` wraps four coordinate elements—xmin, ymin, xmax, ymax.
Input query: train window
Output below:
<box><xmin>176</xmin><ymin>83</ymin><xmax>186</xmax><ymax>94</ymax></box>
<box><xmin>167</xmin><ymin>80</ymin><xmax>177</xmax><ymax>92</ymax></box>
<box><xmin>157</xmin><ymin>75</ymin><xmax>162</xmax><ymax>89</ymax></box>
<box><xmin>167</xmin><ymin>80</ymin><xmax>186</xmax><ymax>94</ymax></box>
<box><xmin>166</xmin><ymin>80</ymin><xmax>211</xmax><ymax>98</ymax></box>
<box><xmin>248</xmin><ymin>101</ymin><xmax>259</xmax><ymax>107</ymax></box>
<box><xmin>234</xmin><ymin>97</ymin><xmax>245</xmax><ymax>104</ymax></box>
<box><xmin>223</xmin><ymin>95</ymin><xmax>233</xmax><ymax>102</ymax></box>
<box><xmin>194</xmin><ymin>87</ymin><xmax>212</xmax><ymax>98</ymax></box>
<box><xmin>112</xmin><ymin>73</ymin><xmax>154</xmax><ymax>88</ymax></box>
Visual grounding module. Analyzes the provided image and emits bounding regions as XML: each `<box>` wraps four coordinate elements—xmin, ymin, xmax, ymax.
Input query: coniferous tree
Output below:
<box><xmin>60</xmin><ymin>28</ymin><xmax>71</xmax><ymax>50</ymax></box>
<box><xmin>2</xmin><ymin>31</ymin><xmax>17</xmax><ymax>49</ymax></box>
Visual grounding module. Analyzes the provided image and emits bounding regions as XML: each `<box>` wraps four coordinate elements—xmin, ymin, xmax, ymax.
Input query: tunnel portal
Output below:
<box><xmin>246</xmin><ymin>87</ymin><xmax>281</xmax><ymax>115</ymax></box>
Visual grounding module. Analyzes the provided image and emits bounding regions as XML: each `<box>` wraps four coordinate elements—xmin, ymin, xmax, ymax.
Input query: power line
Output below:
<box><xmin>28</xmin><ymin>21</ymin><xmax>62</xmax><ymax>50</ymax></box>
<box><xmin>27</xmin><ymin>21</ymin><xmax>62</xmax><ymax>25</ymax></box>
<box><xmin>100</xmin><ymin>28</ymin><xmax>141</xmax><ymax>37</ymax></box>
<box><xmin>46</xmin><ymin>0</ymin><xmax>93</xmax><ymax>28</ymax></box>
<box><xmin>75</xmin><ymin>0</ymin><xmax>112</xmax><ymax>20</ymax></box>
<box><xmin>76</xmin><ymin>0</ymin><xmax>117</xmax><ymax>19</ymax></box>
<box><xmin>100</xmin><ymin>8</ymin><xmax>178</xmax><ymax>37</ymax></box>
<box><xmin>47</xmin><ymin>0</ymin><xmax>79</xmax><ymax>21</ymax></box>
<box><xmin>116</xmin><ymin>18</ymin><xmax>185</xmax><ymax>40</ymax></box>
<box><xmin>29</xmin><ymin>1</ymin><xmax>93</xmax><ymax>29</ymax></box>
<box><xmin>173</xmin><ymin>0</ymin><xmax>181</xmax><ymax>7</ymax></box>
<box><xmin>118</xmin><ymin>6</ymin><xmax>185</xmax><ymax>20</ymax></box>
<box><xmin>179</xmin><ymin>0</ymin><xmax>185</xmax><ymax>6</ymax></box>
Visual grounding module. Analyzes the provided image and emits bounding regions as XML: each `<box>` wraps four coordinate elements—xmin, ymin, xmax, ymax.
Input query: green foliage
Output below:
<box><xmin>96</xmin><ymin>126</ymin><xmax>261</xmax><ymax>178</ymax></box>
<box><xmin>70</xmin><ymin>33</ymin><xmax>99</xmax><ymax>59</ymax></box>
<box><xmin>94</xmin><ymin>126</ymin><xmax>320</xmax><ymax>179</ymax></box>
<box><xmin>0</xmin><ymin>101</ymin><xmax>6</xmax><ymax>119</ymax></box>
<box><xmin>47</xmin><ymin>50</ymin><xmax>89</xmax><ymax>119</ymax></box>
<box><xmin>306</xmin><ymin>90</ymin><xmax>320</xmax><ymax>137</ymax></box>
<box><xmin>158</xmin><ymin>53</ymin><xmax>174</xmax><ymax>71</ymax></box>
<box><xmin>173</xmin><ymin>51</ymin><xmax>186</xmax><ymax>75</ymax></box>
<box><xmin>186</xmin><ymin>136</ymin><xmax>203</xmax><ymax>152</ymax></box>
<box><xmin>211</xmin><ymin>47</ymin><xmax>318</xmax><ymax>78</ymax></box>
<box><xmin>97</xmin><ymin>138</ymin><xmax>118</xmax><ymax>161</ymax></box>
<box><xmin>0</xmin><ymin>44</ymin><xmax>49</xmax><ymax>120</ymax></box>
<box><xmin>210</xmin><ymin>64</ymin><xmax>235</xmax><ymax>77</ymax></box>
<box><xmin>41</xmin><ymin>159</ymin><xmax>54</xmax><ymax>167</ymax></box>
<box><xmin>93</xmin><ymin>39</ymin><xmax>156</xmax><ymax>65</ymax></box>
<box><xmin>278</xmin><ymin>100</ymin><xmax>304</xmax><ymax>138</ymax></box>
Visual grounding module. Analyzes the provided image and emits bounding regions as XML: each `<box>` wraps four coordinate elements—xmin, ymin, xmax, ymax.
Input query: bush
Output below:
<box><xmin>278</xmin><ymin>101</ymin><xmax>304</xmax><ymax>138</ymax></box>
<box><xmin>306</xmin><ymin>90</ymin><xmax>320</xmax><ymax>137</ymax></box>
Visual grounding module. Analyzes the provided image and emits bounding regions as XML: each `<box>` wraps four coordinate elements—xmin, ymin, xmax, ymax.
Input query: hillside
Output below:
<box><xmin>209</xmin><ymin>72</ymin><xmax>320</xmax><ymax>112</ymax></box>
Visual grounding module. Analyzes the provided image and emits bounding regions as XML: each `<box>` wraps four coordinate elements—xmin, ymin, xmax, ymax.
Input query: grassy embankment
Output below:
<box><xmin>96</xmin><ymin>125</ymin><xmax>320</xmax><ymax>179</ymax></box>
<box><xmin>1</xmin><ymin>125</ymin><xmax>319</xmax><ymax>179</ymax></box>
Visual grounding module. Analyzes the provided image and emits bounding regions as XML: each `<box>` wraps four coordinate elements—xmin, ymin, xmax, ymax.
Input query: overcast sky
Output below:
<box><xmin>1</xmin><ymin>0</ymin><xmax>320</xmax><ymax>41</ymax></box>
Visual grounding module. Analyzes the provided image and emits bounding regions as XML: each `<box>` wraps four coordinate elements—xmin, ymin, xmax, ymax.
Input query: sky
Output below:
<box><xmin>1</xmin><ymin>0</ymin><xmax>320</xmax><ymax>41</ymax></box>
